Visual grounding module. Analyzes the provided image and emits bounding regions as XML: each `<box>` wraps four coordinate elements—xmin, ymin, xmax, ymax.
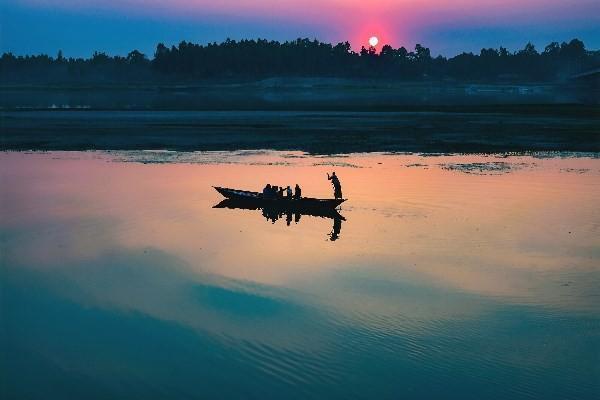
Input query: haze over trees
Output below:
<box><xmin>1</xmin><ymin>38</ymin><xmax>598</xmax><ymax>84</ymax></box>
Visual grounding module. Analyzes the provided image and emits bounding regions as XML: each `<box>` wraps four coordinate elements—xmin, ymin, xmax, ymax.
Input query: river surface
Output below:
<box><xmin>1</xmin><ymin>151</ymin><xmax>599</xmax><ymax>399</ymax></box>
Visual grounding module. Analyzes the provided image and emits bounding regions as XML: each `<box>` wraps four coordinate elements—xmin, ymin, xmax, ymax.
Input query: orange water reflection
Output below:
<box><xmin>1</xmin><ymin>151</ymin><xmax>599</xmax><ymax>314</ymax></box>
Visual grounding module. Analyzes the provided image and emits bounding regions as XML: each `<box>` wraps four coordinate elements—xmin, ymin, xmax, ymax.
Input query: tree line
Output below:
<box><xmin>1</xmin><ymin>38</ymin><xmax>598</xmax><ymax>84</ymax></box>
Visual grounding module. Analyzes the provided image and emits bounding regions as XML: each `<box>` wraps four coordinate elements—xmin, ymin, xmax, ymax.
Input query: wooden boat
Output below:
<box><xmin>213</xmin><ymin>186</ymin><xmax>346</xmax><ymax>209</ymax></box>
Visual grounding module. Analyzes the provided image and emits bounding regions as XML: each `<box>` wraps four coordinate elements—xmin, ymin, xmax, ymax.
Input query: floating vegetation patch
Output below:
<box><xmin>312</xmin><ymin>161</ymin><xmax>363</xmax><ymax>168</ymax></box>
<box><xmin>107</xmin><ymin>150</ymin><xmax>296</xmax><ymax>165</ymax></box>
<box><xmin>109</xmin><ymin>150</ymin><xmax>236</xmax><ymax>164</ymax></box>
<box><xmin>248</xmin><ymin>161</ymin><xmax>292</xmax><ymax>166</ymax></box>
<box><xmin>560</xmin><ymin>168</ymin><xmax>590</xmax><ymax>174</ymax></box>
<box><xmin>530</xmin><ymin>151</ymin><xmax>600</xmax><ymax>159</ymax></box>
<box><xmin>313</xmin><ymin>154</ymin><xmax>351</xmax><ymax>158</ymax></box>
<box><xmin>280</xmin><ymin>153</ymin><xmax>309</xmax><ymax>159</ymax></box>
<box><xmin>439</xmin><ymin>162</ymin><xmax>531</xmax><ymax>175</ymax></box>
<box><xmin>419</xmin><ymin>153</ymin><xmax>456</xmax><ymax>157</ymax></box>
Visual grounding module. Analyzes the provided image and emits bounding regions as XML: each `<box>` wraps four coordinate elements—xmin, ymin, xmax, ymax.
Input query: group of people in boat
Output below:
<box><xmin>261</xmin><ymin>172</ymin><xmax>343</xmax><ymax>200</ymax></box>
<box><xmin>262</xmin><ymin>183</ymin><xmax>302</xmax><ymax>199</ymax></box>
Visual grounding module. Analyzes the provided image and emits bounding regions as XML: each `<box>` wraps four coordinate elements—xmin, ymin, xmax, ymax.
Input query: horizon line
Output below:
<box><xmin>2</xmin><ymin>37</ymin><xmax>598</xmax><ymax>59</ymax></box>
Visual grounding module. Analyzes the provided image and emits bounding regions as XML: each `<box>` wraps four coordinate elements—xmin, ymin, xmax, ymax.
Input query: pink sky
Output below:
<box><xmin>5</xmin><ymin>0</ymin><xmax>600</xmax><ymax>55</ymax></box>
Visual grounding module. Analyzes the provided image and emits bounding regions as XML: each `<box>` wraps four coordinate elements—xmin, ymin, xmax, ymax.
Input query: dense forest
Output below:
<box><xmin>1</xmin><ymin>38</ymin><xmax>598</xmax><ymax>84</ymax></box>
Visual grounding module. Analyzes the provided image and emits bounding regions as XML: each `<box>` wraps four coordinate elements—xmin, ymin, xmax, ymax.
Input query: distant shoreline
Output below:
<box><xmin>0</xmin><ymin>81</ymin><xmax>597</xmax><ymax>111</ymax></box>
<box><xmin>2</xmin><ymin>106</ymin><xmax>598</xmax><ymax>154</ymax></box>
<box><xmin>2</xmin><ymin>81</ymin><xmax>597</xmax><ymax>154</ymax></box>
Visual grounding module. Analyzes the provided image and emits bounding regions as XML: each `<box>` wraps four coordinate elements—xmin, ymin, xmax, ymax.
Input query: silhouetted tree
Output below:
<box><xmin>127</xmin><ymin>50</ymin><xmax>147</xmax><ymax>65</ymax></box>
<box><xmin>0</xmin><ymin>38</ymin><xmax>597</xmax><ymax>84</ymax></box>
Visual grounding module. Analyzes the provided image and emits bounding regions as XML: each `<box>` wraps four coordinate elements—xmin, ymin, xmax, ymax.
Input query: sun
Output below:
<box><xmin>368</xmin><ymin>36</ymin><xmax>379</xmax><ymax>47</ymax></box>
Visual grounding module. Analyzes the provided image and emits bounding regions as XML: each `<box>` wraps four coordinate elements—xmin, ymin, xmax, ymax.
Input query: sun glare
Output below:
<box><xmin>368</xmin><ymin>36</ymin><xmax>379</xmax><ymax>47</ymax></box>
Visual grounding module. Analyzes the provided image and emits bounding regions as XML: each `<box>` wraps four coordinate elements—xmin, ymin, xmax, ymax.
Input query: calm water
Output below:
<box><xmin>1</xmin><ymin>151</ymin><xmax>599</xmax><ymax>399</ymax></box>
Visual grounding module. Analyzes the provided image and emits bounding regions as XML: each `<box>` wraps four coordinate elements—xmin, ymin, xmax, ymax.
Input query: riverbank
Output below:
<box><xmin>2</xmin><ymin>106</ymin><xmax>598</xmax><ymax>153</ymax></box>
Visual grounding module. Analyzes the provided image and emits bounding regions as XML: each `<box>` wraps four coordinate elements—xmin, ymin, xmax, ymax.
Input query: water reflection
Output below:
<box><xmin>214</xmin><ymin>199</ymin><xmax>345</xmax><ymax>241</ymax></box>
<box><xmin>1</xmin><ymin>150</ymin><xmax>599</xmax><ymax>400</ymax></box>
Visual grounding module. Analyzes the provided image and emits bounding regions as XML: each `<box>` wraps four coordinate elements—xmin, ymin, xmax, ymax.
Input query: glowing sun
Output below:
<box><xmin>369</xmin><ymin>36</ymin><xmax>379</xmax><ymax>47</ymax></box>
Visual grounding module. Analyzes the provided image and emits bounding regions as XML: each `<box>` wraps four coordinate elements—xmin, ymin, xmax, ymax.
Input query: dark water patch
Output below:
<box><xmin>190</xmin><ymin>283</ymin><xmax>303</xmax><ymax>318</ymax></box>
<box><xmin>2</xmin><ymin>107</ymin><xmax>599</xmax><ymax>153</ymax></box>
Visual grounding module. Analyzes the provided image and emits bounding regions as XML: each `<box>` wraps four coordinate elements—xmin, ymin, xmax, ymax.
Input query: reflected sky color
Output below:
<box><xmin>2</xmin><ymin>151</ymin><xmax>599</xmax><ymax>307</ymax></box>
<box><xmin>1</xmin><ymin>151</ymin><xmax>599</xmax><ymax>399</ymax></box>
<box><xmin>2</xmin><ymin>0</ymin><xmax>599</xmax><ymax>55</ymax></box>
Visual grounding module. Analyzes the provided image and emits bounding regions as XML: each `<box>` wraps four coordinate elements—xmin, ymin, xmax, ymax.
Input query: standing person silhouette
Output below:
<box><xmin>294</xmin><ymin>184</ymin><xmax>302</xmax><ymax>199</ymax></box>
<box><xmin>327</xmin><ymin>172</ymin><xmax>343</xmax><ymax>199</ymax></box>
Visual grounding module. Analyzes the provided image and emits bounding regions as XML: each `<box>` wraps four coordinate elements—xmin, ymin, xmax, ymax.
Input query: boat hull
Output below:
<box><xmin>213</xmin><ymin>186</ymin><xmax>346</xmax><ymax>209</ymax></box>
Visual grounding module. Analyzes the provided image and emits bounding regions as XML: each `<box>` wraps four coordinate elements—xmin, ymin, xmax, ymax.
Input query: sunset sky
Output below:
<box><xmin>2</xmin><ymin>0</ymin><xmax>599</xmax><ymax>57</ymax></box>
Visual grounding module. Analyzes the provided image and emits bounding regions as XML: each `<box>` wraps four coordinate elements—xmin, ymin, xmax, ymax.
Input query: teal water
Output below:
<box><xmin>1</xmin><ymin>151</ymin><xmax>599</xmax><ymax>399</ymax></box>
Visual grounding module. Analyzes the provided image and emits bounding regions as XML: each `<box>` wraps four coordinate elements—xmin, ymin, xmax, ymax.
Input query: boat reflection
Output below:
<box><xmin>213</xmin><ymin>199</ymin><xmax>345</xmax><ymax>241</ymax></box>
